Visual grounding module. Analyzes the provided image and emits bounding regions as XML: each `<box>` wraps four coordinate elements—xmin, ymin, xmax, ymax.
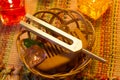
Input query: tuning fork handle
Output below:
<box><xmin>81</xmin><ymin>49</ymin><xmax>106</xmax><ymax>63</ymax></box>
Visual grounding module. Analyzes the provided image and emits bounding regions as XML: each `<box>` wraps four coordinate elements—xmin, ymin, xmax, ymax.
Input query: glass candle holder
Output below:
<box><xmin>77</xmin><ymin>0</ymin><xmax>112</xmax><ymax>20</ymax></box>
<box><xmin>0</xmin><ymin>0</ymin><xmax>26</xmax><ymax>26</ymax></box>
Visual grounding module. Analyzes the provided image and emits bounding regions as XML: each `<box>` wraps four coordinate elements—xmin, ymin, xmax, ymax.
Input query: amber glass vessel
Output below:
<box><xmin>77</xmin><ymin>0</ymin><xmax>111</xmax><ymax>20</ymax></box>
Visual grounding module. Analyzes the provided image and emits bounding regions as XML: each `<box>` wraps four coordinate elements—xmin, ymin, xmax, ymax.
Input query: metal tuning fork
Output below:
<box><xmin>20</xmin><ymin>14</ymin><xmax>106</xmax><ymax>63</ymax></box>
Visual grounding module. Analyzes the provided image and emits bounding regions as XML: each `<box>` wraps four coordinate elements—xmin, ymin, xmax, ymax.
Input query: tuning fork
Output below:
<box><xmin>20</xmin><ymin>14</ymin><xmax>106</xmax><ymax>63</ymax></box>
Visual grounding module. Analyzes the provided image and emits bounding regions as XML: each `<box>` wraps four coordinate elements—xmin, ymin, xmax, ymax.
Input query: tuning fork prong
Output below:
<box><xmin>20</xmin><ymin>14</ymin><xmax>106</xmax><ymax>63</ymax></box>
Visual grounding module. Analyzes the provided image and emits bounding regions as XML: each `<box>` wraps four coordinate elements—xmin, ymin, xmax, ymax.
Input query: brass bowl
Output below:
<box><xmin>16</xmin><ymin>8</ymin><xmax>95</xmax><ymax>79</ymax></box>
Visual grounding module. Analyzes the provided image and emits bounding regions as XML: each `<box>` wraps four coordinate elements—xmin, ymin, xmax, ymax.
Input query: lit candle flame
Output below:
<box><xmin>8</xmin><ymin>0</ymin><xmax>13</xmax><ymax>4</ymax></box>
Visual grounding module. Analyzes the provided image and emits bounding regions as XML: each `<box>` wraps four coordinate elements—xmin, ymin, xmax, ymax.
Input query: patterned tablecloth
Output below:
<box><xmin>0</xmin><ymin>0</ymin><xmax>120</xmax><ymax>80</ymax></box>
